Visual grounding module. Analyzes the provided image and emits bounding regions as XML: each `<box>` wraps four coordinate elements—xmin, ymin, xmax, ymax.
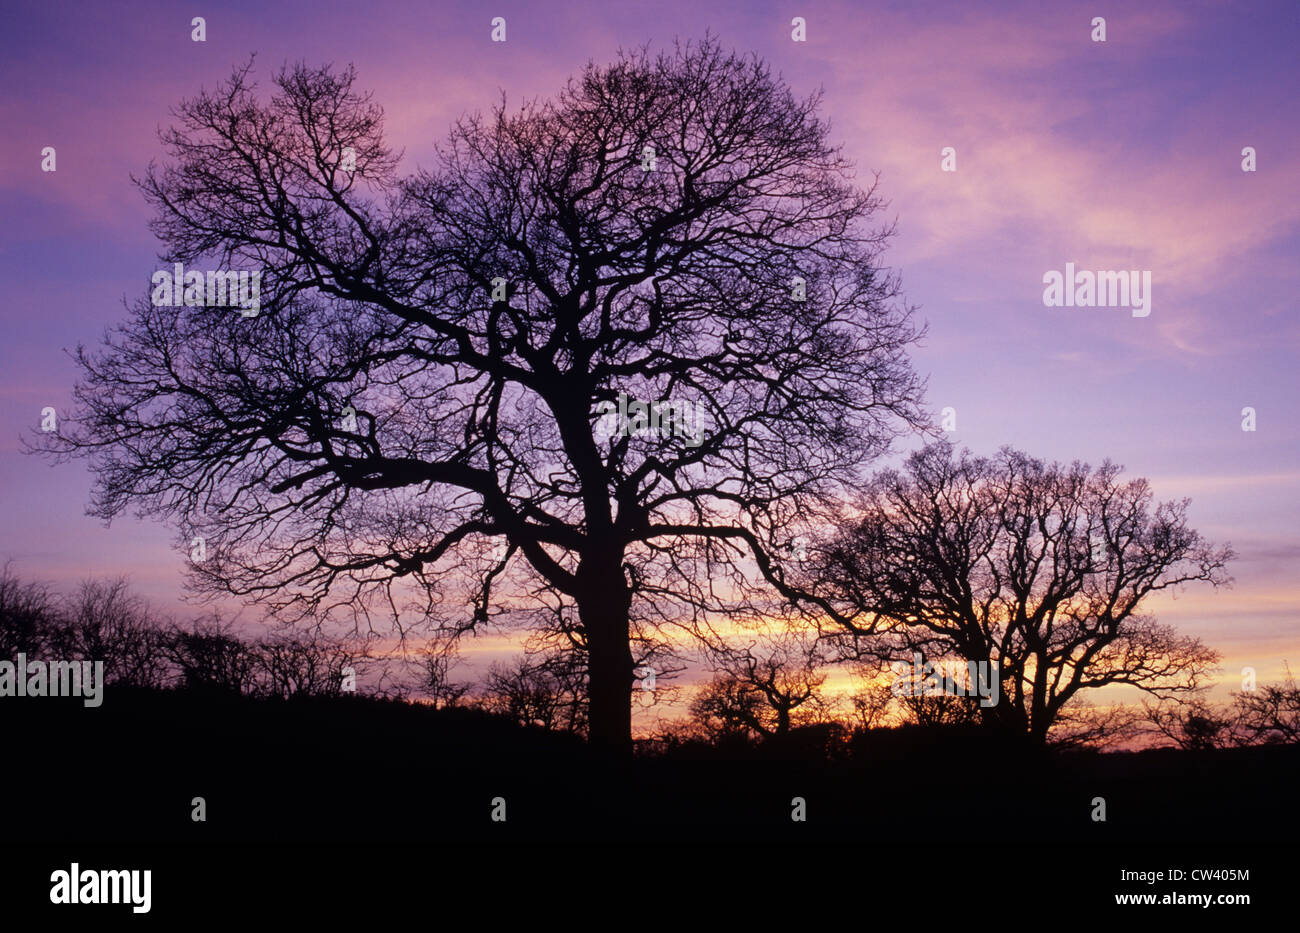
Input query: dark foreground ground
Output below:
<box><xmin>3</xmin><ymin>688</ymin><xmax>1293</xmax><ymax>918</ymax></box>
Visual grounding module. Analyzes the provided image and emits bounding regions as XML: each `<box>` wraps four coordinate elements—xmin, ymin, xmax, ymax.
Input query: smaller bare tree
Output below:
<box><xmin>162</xmin><ymin>615</ymin><xmax>258</xmax><ymax>694</ymax></box>
<box><xmin>690</xmin><ymin>636</ymin><xmax>830</xmax><ymax>740</ymax></box>
<box><xmin>846</xmin><ymin>681</ymin><xmax>895</xmax><ymax>732</ymax></box>
<box><xmin>421</xmin><ymin>646</ymin><xmax>473</xmax><ymax>710</ymax></box>
<box><xmin>0</xmin><ymin>564</ymin><xmax>60</xmax><ymax>659</ymax></box>
<box><xmin>253</xmin><ymin>634</ymin><xmax>368</xmax><ymax>698</ymax></box>
<box><xmin>478</xmin><ymin>650</ymin><xmax>587</xmax><ymax>734</ymax></box>
<box><xmin>1233</xmin><ymin>664</ymin><xmax>1300</xmax><ymax>745</ymax></box>
<box><xmin>56</xmin><ymin>578</ymin><xmax>171</xmax><ymax>688</ymax></box>
<box><xmin>1047</xmin><ymin>701</ymin><xmax>1145</xmax><ymax>751</ymax></box>
<box><xmin>688</xmin><ymin>673</ymin><xmax>772</xmax><ymax>741</ymax></box>
<box><xmin>1144</xmin><ymin>697</ymin><xmax>1235</xmax><ymax>750</ymax></box>
<box><xmin>814</xmin><ymin>441</ymin><xmax>1233</xmax><ymax>745</ymax></box>
<box><xmin>896</xmin><ymin>692</ymin><xmax>982</xmax><ymax>728</ymax></box>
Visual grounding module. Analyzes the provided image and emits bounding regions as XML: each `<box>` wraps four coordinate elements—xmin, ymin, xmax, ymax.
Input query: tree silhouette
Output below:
<box><xmin>478</xmin><ymin>649</ymin><xmax>588</xmax><ymax>734</ymax></box>
<box><xmin>690</xmin><ymin>635</ymin><xmax>829</xmax><ymax>739</ymax></box>
<box><xmin>252</xmin><ymin>632</ymin><xmax>366</xmax><ymax>698</ymax></box>
<box><xmin>420</xmin><ymin>646</ymin><xmax>473</xmax><ymax>710</ymax></box>
<box><xmin>896</xmin><ymin>691</ymin><xmax>981</xmax><ymax>728</ymax></box>
<box><xmin>1232</xmin><ymin>665</ymin><xmax>1300</xmax><ymax>745</ymax></box>
<box><xmin>34</xmin><ymin>39</ymin><xmax>926</xmax><ymax>753</ymax></box>
<box><xmin>1144</xmin><ymin>697</ymin><xmax>1234</xmax><ymax>750</ymax></box>
<box><xmin>0</xmin><ymin>564</ymin><xmax>59</xmax><ymax>660</ymax></box>
<box><xmin>814</xmin><ymin>441</ymin><xmax>1232</xmax><ymax>744</ymax></box>
<box><xmin>56</xmin><ymin>578</ymin><xmax>172</xmax><ymax>688</ymax></box>
<box><xmin>1045</xmin><ymin>700</ymin><xmax>1144</xmax><ymax>751</ymax></box>
<box><xmin>163</xmin><ymin>617</ymin><xmax>259</xmax><ymax>695</ymax></box>
<box><xmin>846</xmin><ymin>680</ymin><xmax>894</xmax><ymax>732</ymax></box>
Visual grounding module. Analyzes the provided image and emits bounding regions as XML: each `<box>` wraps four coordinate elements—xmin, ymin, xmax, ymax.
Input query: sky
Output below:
<box><xmin>0</xmin><ymin>0</ymin><xmax>1296</xmax><ymax>715</ymax></box>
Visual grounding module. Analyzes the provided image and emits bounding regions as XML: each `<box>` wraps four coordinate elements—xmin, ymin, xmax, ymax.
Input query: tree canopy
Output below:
<box><xmin>35</xmin><ymin>39</ymin><xmax>927</xmax><ymax>752</ymax></box>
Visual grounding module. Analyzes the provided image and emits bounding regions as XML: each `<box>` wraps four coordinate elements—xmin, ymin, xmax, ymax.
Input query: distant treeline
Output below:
<box><xmin>2</xmin><ymin>565</ymin><xmax>1296</xmax><ymax>755</ymax></box>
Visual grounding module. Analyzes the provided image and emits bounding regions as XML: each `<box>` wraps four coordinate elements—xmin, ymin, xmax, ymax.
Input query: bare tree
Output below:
<box><xmin>814</xmin><ymin>441</ymin><xmax>1232</xmax><ymax>745</ymax></box>
<box><xmin>688</xmin><ymin>672</ymin><xmax>771</xmax><ymax>742</ymax></box>
<box><xmin>56</xmin><ymin>578</ymin><xmax>171</xmax><ymax>688</ymax></box>
<box><xmin>0</xmin><ymin>564</ymin><xmax>60</xmax><ymax>660</ymax></box>
<box><xmin>896</xmin><ymin>692</ymin><xmax>982</xmax><ymax>728</ymax></box>
<box><xmin>34</xmin><ymin>40</ymin><xmax>925</xmax><ymax>753</ymax></box>
<box><xmin>846</xmin><ymin>681</ymin><xmax>895</xmax><ymax>732</ymax></box>
<box><xmin>163</xmin><ymin>616</ymin><xmax>258</xmax><ymax>695</ymax></box>
<box><xmin>478</xmin><ymin>649</ymin><xmax>587</xmax><ymax>734</ymax></box>
<box><xmin>420</xmin><ymin>645</ymin><xmax>473</xmax><ymax>709</ymax></box>
<box><xmin>1144</xmin><ymin>697</ymin><xmax>1235</xmax><ymax>751</ymax></box>
<box><xmin>690</xmin><ymin>636</ymin><xmax>829</xmax><ymax>739</ymax></box>
<box><xmin>1046</xmin><ymin>700</ymin><xmax>1145</xmax><ymax>751</ymax></box>
<box><xmin>1232</xmin><ymin>664</ymin><xmax>1300</xmax><ymax>745</ymax></box>
<box><xmin>252</xmin><ymin>633</ymin><xmax>367</xmax><ymax>698</ymax></box>
<box><xmin>163</xmin><ymin>615</ymin><xmax>365</xmax><ymax>698</ymax></box>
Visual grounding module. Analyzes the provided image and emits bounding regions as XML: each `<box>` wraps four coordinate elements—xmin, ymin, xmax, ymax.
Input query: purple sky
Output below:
<box><xmin>1</xmin><ymin>0</ymin><xmax>1296</xmax><ymax>703</ymax></box>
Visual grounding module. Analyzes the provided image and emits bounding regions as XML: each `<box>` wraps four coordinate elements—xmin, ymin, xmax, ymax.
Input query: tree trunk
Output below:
<box><xmin>775</xmin><ymin>705</ymin><xmax>791</xmax><ymax>735</ymax></box>
<box><xmin>1029</xmin><ymin>651</ymin><xmax>1051</xmax><ymax>745</ymax></box>
<box><xmin>982</xmin><ymin>667</ymin><xmax>1028</xmax><ymax>734</ymax></box>
<box><xmin>577</xmin><ymin>559</ymin><xmax>634</xmax><ymax>757</ymax></box>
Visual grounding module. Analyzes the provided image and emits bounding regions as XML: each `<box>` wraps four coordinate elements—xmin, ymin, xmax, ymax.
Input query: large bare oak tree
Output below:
<box><xmin>35</xmin><ymin>40</ymin><xmax>926</xmax><ymax>753</ymax></box>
